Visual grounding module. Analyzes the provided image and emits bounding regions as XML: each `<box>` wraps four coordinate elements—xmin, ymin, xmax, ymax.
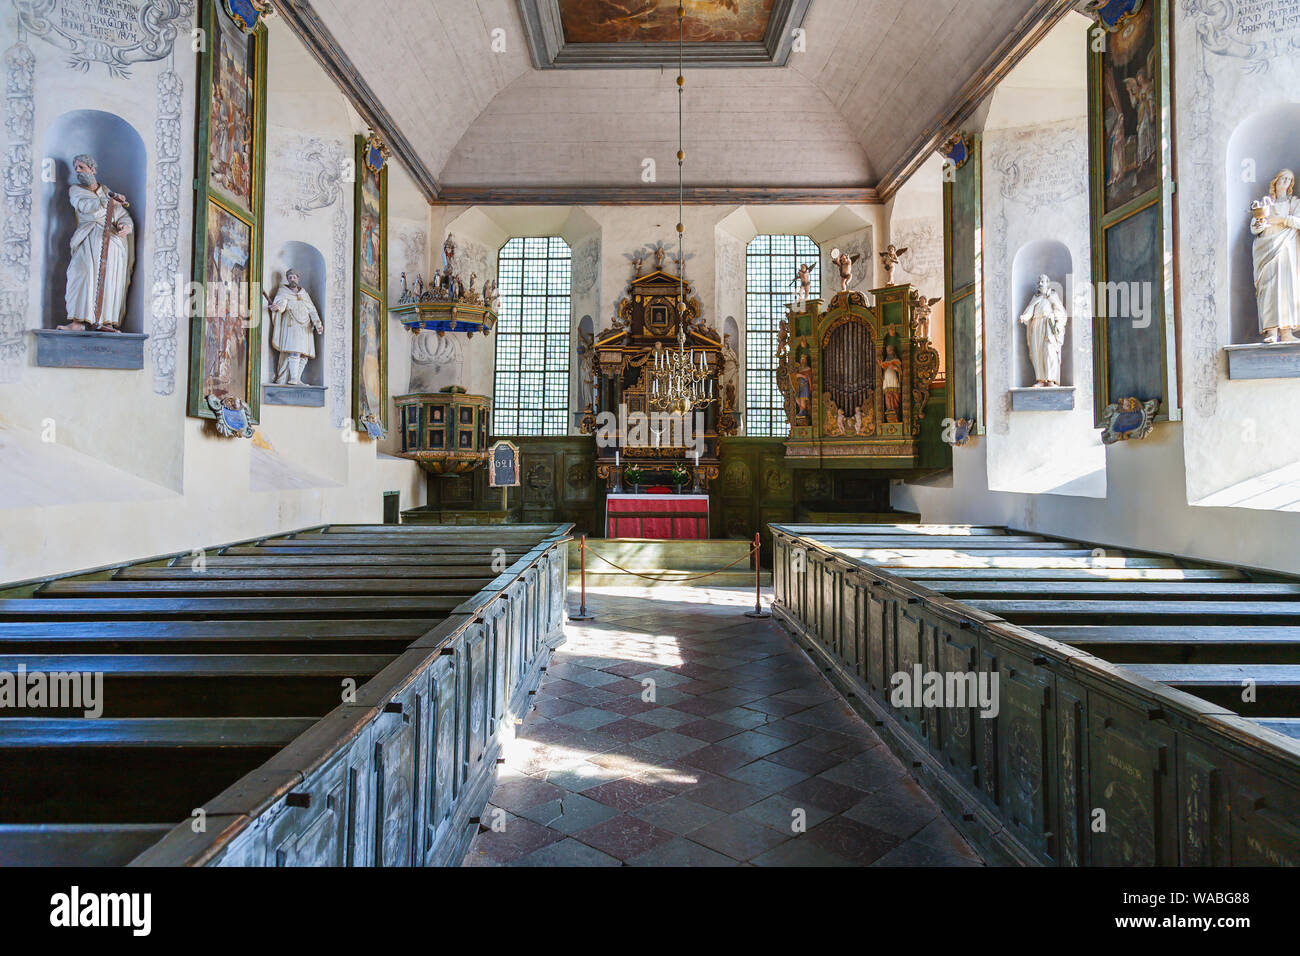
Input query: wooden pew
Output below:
<box><xmin>0</xmin><ymin>718</ymin><xmax>313</xmax><ymax>823</ymax></box>
<box><xmin>39</xmin><ymin>578</ymin><xmax>493</xmax><ymax>598</ymax></box>
<box><xmin>0</xmin><ymin>521</ymin><xmax>571</xmax><ymax>865</ymax></box>
<box><xmin>0</xmin><ymin>619</ymin><xmax>429</xmax><ymax>655</ymax></box>
<box><xmin>0</xmin><ymin>653</ymin><xmax>390</xmax><ymax>717</ymax></box>
<box><xmin>0</xmin><ymin>824</ymin><xmax>175</xmax><ymax>867</ymax></box>
<box><xmin>0</xmin><ymin>596</ymin><xmax>464</xmax><ymax>620</ymax></box>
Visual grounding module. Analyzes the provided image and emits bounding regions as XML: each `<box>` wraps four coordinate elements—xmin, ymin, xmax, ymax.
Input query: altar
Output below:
<box><xmin>606</xmin><ymin>493</ymin><xmax>710</xmax><ymax>540</ymax></box>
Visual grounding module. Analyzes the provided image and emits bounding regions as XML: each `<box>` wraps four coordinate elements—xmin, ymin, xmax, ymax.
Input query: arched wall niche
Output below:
<box><xmin>40</xmin><ymin>110</ymin><xmax>148</xmax><ymax>333</ymax></box>
<box><xmin>1226</xmin><ymin>102</ymin><xmax>1300</xmax><ymax>344</ymax></box>
<box><xmin>1010</xmin><ymin>239</ymin><xmax>1074</xmax><ymax>390</ymax></box>
<box><xmin>267</xmin><ymin>241</ymin><xmax>328</xmax><ymax>388</ymax></box>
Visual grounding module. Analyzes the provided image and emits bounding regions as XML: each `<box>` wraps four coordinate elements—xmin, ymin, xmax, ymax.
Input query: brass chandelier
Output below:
<box><xmin>648</xmin><ymin>4</ymin><xmax>715</xmax><ymax>417</ymax></box>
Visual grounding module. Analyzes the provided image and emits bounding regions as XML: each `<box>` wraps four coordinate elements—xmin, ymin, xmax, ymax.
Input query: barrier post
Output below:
<box><xmin>744</xmin><ymin>531</ymin><xmax>770</xmax><ymax>619</ymax></box>
<box><xmin>569</xmin><ymin>534</ymin><xmax>595</xmax><ymax>621</ymax></box>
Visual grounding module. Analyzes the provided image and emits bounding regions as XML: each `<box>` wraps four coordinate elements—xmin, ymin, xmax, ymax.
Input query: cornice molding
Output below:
<box><xmin>433</xmin><ymin>184</ymin><xmax>880</xmax><ymax>207</ymax></box>
<box><xmin>269</xmin><ymin>0</ymin><xmax>441</xmax><ymax>201</ymax></box>
<box><xmin>873</xmin><ymin>0</ymin><xmax>1081</xmax><ymax>201</ymax></box>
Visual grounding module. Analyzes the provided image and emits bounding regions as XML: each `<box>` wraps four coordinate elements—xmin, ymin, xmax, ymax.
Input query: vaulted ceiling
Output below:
<box><xmin>296</xmin><ymin>0</ymin><xmax>1075</xmax><ymax>199</ymax></box>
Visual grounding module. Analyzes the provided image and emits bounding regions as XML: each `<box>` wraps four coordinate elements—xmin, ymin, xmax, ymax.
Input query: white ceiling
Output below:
<box><xmin>308</xmin><ymin>0</ymin><xmax>1064</xmax><ymax>192</ymax></box>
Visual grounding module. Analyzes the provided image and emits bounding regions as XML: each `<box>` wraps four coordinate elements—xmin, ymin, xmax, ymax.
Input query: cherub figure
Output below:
<box><xmin>879</xmin><ymin>244</ymin><xmax>908</xmax><ymax>285</ymax></box>
<box><xmin>790</xmin><ymin>262</ymin><xmax>814</xmax><ymax>303</ymax></box>
<box><xmin>909</xmin><ymin>289</ymin><xmax>941</xmax><ymax>340</ymax></box>
<box><xmin>830</xmin><ymin>249</ymin><xmax>860</xmax><ymax>292</ymax></box>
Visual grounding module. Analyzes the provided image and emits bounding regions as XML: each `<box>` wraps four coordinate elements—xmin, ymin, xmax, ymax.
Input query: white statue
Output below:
<box><xmin>268</xmin><ymin>269</ymin><xmax>323</xmax><ymax>385</ymax></box>
<box><xmin>1250</xmin><ymin>168</ymin><xmax>1300</xmax><ymax>343</ymax></box>
<box><xmin>61</xmin><ymin>154</ymin><xmax>134</xmax><ymax>331</ymax></box>
<box><xmin>1019</xmin><ymin>274</ymin><xmax>1068</xmax><ymax>387</ymax></box>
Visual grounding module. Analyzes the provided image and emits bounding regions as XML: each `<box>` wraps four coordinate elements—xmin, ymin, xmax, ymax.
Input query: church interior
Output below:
<box><xmin>2</xmin><ymin>0</ymin><xmax>1300</xmax><ymax>885</ymax></box>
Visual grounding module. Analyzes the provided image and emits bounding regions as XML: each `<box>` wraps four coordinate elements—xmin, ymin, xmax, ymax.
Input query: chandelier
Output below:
<box><xmin>648</xmin><ymin>4</ymin><xmax>715</xmax><ymax>417</ymax></box>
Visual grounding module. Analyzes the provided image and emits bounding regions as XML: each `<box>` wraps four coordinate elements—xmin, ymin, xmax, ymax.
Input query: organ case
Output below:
<box><xmin>777</xmin><ymin>284</ymin><xmax>941</xmax><ymax>467</ymax></box>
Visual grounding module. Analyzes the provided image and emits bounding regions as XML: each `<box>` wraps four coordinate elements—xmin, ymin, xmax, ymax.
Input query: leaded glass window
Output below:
<box><xmin>494</xmin><ymin>237</ymin><xmax>572</xmax><ymax>436</ymax></box>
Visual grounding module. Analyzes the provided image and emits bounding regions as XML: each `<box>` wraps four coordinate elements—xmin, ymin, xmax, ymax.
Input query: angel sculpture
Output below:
<box><xmin>909</xmin><ymin>289</ymin><xmax>942</xmax><ymax>340</ymax></box>
<box><xmin>879</xmin><ymin>244</ymin><xmax>908</xmax><ymax>286</ymax></box>
<box><xmin>630</xmin><ymin>254</ymin><xmax>644</xmax><ymax>278</ymax></box>
<box><xmin>830</xmin><ymin>249</ymin><xmax>860</xmax><ymax>292</ymax></box>
<box><xmin>789</xmin><ymin>262</ymin><xmax>814</xmax><ymax>303</ymax></box>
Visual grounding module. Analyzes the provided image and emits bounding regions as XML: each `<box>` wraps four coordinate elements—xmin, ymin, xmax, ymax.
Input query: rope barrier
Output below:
<box><xmin>581</xmin><ymin>542</ymin><xmax>758</xmax><ymax>583</ymax></box>
<box><xmin>567</xmin><ymin>532</ymin><xmax>771</xmax><ymax>620</ymax></box>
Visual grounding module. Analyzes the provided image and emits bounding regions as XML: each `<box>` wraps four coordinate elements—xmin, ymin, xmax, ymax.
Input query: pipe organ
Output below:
<box><xmin>777</xmin><ymin>284</ymin><xmax>941</xmax><ymax>467</ymax></box>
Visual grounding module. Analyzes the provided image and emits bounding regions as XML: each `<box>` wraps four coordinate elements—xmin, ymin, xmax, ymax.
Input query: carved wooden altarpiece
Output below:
<box><xmin>587</xmin><ymin>267</ymin><xmax>725</xmax><ymax>490</ymax></box>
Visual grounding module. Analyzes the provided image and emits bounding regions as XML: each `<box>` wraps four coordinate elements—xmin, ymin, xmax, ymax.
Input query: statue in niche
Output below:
<box><xmin>1019</xmin><ymin>274</ymin><xmax>1068</xmax><ymax>386</ymax></box>
<box><xmin>720</xmin><ymin>333</ymin><xmax>740</xmax><ymax>406</ymax></box>
<box><xmin>790</xmin><ymin>262</ymin><xmax>814</xmax><ymax>303</ymax></box>
<box><xmin>830</xmin><ymin>248</ymin><xmax>860</xmax><ymax>292</ymax></box>
<box><xmin>880</xmin><ymin>344</ymin><xmax>902</xmax><ymax>422</ymax></box>
<box><xmin>1250</xmin><ymin>168</ymin><xmax>1300</xmax><ymax>343</ymax></box>
<box><xmin>879</xmin><ymin>244</ymin><xmax>908</xmax><ymax>286</ymax></box>
<box><xmin>59</xmin><ymin>154</ymin><xmax>134</xmax><ymax>332</ymax></box>
<box><xmin>267</xmin><ymin>268</ymin><xmax>323</xmax><ymax>385</ymax></box>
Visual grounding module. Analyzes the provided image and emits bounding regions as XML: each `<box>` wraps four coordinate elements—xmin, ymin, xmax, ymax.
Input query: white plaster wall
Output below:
<box><xmin>893</xmin><ymin>7</ymin><xmax>1300</xmax><ymax>575</ymax></box>
<box><xmin>981</xmin><ymin>117</ymin><xmax>1105</xmax><ymax>497</ymax></box>
<box><xmin>0</xmin><ymin>12</ymin><xmax>424</xmax><ymax>583</ymax></box>
<box><xmin>1174</xmin><ymin>2</ymin><xmax>1300</xmax><ymax>506</ymax></box>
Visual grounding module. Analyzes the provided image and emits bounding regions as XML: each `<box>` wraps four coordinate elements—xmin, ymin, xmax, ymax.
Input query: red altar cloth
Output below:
<box><xmin>606</xmin><ymin>494</ymin><xmax>709</xmax><ymax>539</ymax></box>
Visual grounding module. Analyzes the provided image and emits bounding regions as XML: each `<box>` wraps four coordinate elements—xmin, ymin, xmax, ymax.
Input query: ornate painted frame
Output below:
<box><xmin>942</xmin><ymin>132</ymin><xmax>984</xmax><ymax>434</ymax></box>
<box><xmin>187</xmin><ymin>0</ymin><xmax>269</xmax><ymax>421</ymax></box>
<box><xmin>352</xmin><ymin>133</ymin><xmax>389</xmax><ymax>437</ymax></box>
<box><xmin>1086</xmin><ymin>0</ymin><xmax>1179</xmax><ymax>425</ymax></box>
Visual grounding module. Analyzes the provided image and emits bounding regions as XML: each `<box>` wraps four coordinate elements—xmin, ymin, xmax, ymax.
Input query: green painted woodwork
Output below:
<box><xmin>943</xmin><ymin>135</ymin><xmax>983</xmax><ymax>431</ymax></box>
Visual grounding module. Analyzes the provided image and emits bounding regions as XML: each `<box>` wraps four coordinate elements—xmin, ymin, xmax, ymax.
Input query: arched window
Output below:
<box><xmin>746</xmin><ymin>234</ymin><xmax>820</xmax><ymax>437</ymax></box>
<box><xmin>494</xmin><ymin>237</ymin><xmax>571</xmax><ymax>436</ymax></box>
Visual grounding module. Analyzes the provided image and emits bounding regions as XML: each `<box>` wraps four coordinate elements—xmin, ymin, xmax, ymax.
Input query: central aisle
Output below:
<box><xmin>464</xmin><ymin>586</ymin><xmax>984</xmax><ymax>866</ymax></box>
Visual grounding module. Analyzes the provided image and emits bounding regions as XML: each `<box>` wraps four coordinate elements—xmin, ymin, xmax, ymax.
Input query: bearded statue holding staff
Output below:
<box><xmin>1019</xmin><ymin>274</ymin><xmax>1068</xmax><ymax>386</ymax></box>
<box><xmin>267</xmin><ymin>269</ymin><xmax>323</xmax><ymax>385</ymax></box>
<box><xmin>60</xmin><ymin>154</ymin><xmax>134</xmax><ymax>331</ymax></box>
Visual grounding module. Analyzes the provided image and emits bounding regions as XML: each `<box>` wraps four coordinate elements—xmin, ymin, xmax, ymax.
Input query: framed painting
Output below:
<box><xmin>187</xmin><ymin>0</ymin><xmax>268</xmax><ymax>420</ymax></box>
<box><xmin>943</xmin><ymin>132</ymin><xmax>984</xmax><ymax>433</ymax></box>
<box><xmin>1087</xmin><ymin>0</ymin><xmax>1179</xmax><ymax>424</ymax></box>
<box><xmin>352</xmin><ymin>134</ymin><xmax>388</xmax><ymax>436</ymax></box>
<box><xmin>354</xmin><ymin>290</ymin><xmax>387</xmax><ymax>437</ymax></box>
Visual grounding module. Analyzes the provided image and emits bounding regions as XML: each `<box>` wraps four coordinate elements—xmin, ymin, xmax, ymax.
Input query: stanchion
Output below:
<box><xmin>744</xmin><ymin>531</ymin><xmax>770</xmax><ymax>619</ymax></box>
<box><xmin>568</xmin><ymin>534</ymin><xmax>595</xmax><ymax>621</ymax></box>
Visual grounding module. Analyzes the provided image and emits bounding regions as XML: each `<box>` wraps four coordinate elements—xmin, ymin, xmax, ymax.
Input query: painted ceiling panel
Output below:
<box><xmin>305</xmin><ymin>0</ymin><xmax>1054</xmax><ymax>191</ymax></box>
<box><xmin>557</xmin><ymin>0</ymin><xmax>775</xmax><ymax>44</ymax></box>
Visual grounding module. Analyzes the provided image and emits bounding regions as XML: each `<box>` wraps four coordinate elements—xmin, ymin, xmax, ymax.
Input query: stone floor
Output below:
<box><xmin>463</xmin><ymin>586</ymin><xmax>985</xmax><ymax>867</ymax></box>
